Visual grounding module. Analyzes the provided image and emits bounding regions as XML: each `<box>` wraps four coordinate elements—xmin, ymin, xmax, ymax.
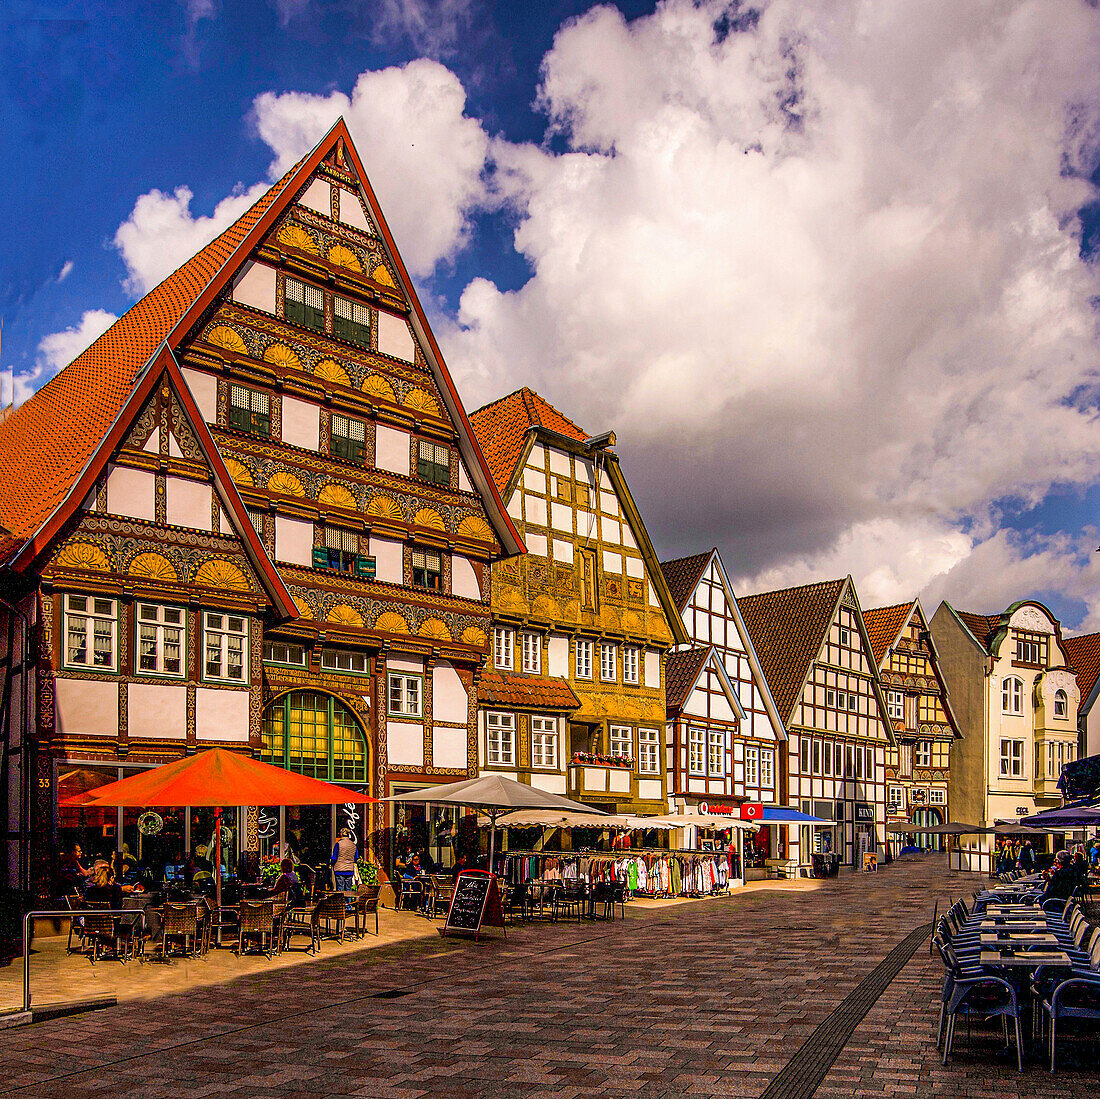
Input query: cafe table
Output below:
<box><xmin>979</xmin><ymin>948</ymin><xmax>1072</xmax><ymax>967</ymax></box>
<box><xmin>979</xmin><ymin>932</ymin><xmax>1058</xmax><ymax>946</ymax></box>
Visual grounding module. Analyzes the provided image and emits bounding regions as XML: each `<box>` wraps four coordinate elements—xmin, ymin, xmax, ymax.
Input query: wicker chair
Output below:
<box><xmin>426</xmin><ymin>876</ymin><xmax>454</xmax><ymax>919</ymax></box>
<box><xmin>281</xmin><ymin>899</ymin><xmax>322</xmax><ymax>954</ymax></box>
<box><xmin>236</xmin><ymin>900</ymin><xmax>276</xmax><ymax>957</ymax></box>
<box><xmin>158</xmin><ymin>902</ymin><xmax>199</xmax><ymax>960</ymax></box>
<box><xmin>65</xmin><ymin>895</ymin><xmax>89</xmax><ymax>956</ymax></box>
<box><xmin>317</xmin><ymin>892</ymin><xmax>348</xmax><ymax>942</ymax></box>
<box><xmin>354</xmin><ymin>886</ymin><xmax>382</xmax><ymax>936</ymax></box>
<box><xmin>81</xmin><ymin>902</ymin><xmax>132</xmax><ymax>964</ymax></box>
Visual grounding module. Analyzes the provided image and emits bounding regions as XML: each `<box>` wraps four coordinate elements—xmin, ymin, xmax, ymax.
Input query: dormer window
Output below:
<box><xmin>1013</xmin><ymin>630</ymin><xmax>1048</xmax><ymax>667</ymax></box>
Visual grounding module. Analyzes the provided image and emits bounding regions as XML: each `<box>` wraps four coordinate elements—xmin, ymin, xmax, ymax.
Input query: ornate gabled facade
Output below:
<box><xmin>0</xmin><ymin>120</ymin><xmax>522</xmax><ymax>894</ymax></box>
<box><xmin>931</xmin><ymin>599</ymin><xmax>1079</xmax><ymax>869</ymax></box>
<box><xmin>739</xmin><ymin>577</ymin><xmax>894</xmax><ymax>869</ymax></box>
<box><xmin>469</xmin><ymin>389</ymin><xmax>689</xmax><ymax>816</ymax></box>
<box><xmin>863</xmin><ymin>599</ymin><xmax>960</xmax><ymax>847</ymax></box>
<box><xmin>660</xmin><ymin>549</ymin><xmax>786</xmax><ymax>815</ymax></box>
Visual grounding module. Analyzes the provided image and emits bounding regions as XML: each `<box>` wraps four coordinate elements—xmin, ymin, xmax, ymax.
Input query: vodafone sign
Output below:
<box><xmin>698</xmin><ymin>802</ymin><xmax>763</xmax><ymax>820</ymax></box>
<box><xmin>739</xmin><ymin>803</ymin><xmax>763</xmax><ymax>821</ymax></box>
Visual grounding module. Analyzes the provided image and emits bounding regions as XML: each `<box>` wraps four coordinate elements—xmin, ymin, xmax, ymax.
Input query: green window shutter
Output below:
<box><xmin>311</xmin><ymin>546</ymin><xmax>329</xmax><ymax>569</ymax></box>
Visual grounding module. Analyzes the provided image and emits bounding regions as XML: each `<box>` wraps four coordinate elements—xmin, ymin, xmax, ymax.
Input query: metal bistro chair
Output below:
<box><xmin>425</xmin><ymin>876</ymin><xmax>454</xmax><ymax>919</ymax></box>
<box><xmin>281</xmin><ymin>899</ymin><xmax>323</xmax><ymax>954</ymax></box>
<box><xmin>236</xmin><ymin>900</ymin><xmax>276</xmax><ymax>957</ymax></box>
<box><xmin>353</xmin><ymin>885</ymin><xmax>382</xmax><ymax>936</ymax></box>
<box><xmin>81</xmin><ymin>902</ymin><xmax>134</xmax><ymax>965</ymax></box>
<box><xmin>553</xmin><ymin>880</ymin><xmax>586</xmax><ymax>923</ymax></box>
<box><xmin>158</xmin><ymin>902</ymin><xmax>200</xmax><ymax>961</ymax></box>
<box><xmin>65</xmin><ymin>895</ymin><xmax>90</xmax><ymax>956</ymax></box>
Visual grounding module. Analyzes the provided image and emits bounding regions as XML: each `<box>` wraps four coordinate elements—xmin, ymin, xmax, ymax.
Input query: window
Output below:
<box><xmin>263</xmin><ymin>641</ymin><xmax>306</xmax><ymax>667</ymax></box>
<box><xmin>847</xmin><ymin>744</ymin><xmax>855</xmax><ymax>778</ymax></box>
<box><xmin>999</xmin><ymin>738</ymin><xmax>1024</xmax><ymax>778</ymax></box>
<box><xmin>411</xmin><ymin>549</ymin><xmax>442</xmax><ymax>591</ymax></box>
<box><xmin>333</xmin><ymin>295</ymin><xmax>370</xmax><ymax>347</ymax></box>
<box><xmin>246</xmin><ymin>507</ymin><xmax>265</xmax><ymax>537</ymax></box>
<box><xmin>929</xmin><ymin>788</ymin><xmax>946</xmax><ymax>805</ymax></box>
<box><xmin>330</xmin><ymin>414</ymin><xmax>366</xmax><ymax>463</ymax></box>
<box><xmin>744</xmin><ymin>745</ymin><xmax>758</xmax><ymax>785</ymax></box>
<box><xmin>688</xmin><ymin>728</ymin><xmax>706</xmax><ymax>775</ymax></box>
<box><xmin>321</xmin><ymin>648</ymin><xmax>370</xmax><ymax>676</ymax></box>
<box><xmin>521</xmin><ymin>632</ymin><xmax>541</xmax><ymax>674</ymax></box>
<box><xmin>388</xmin><ymin>674</ymin><xmax>422</xmax><ymax>717</ymax></box>
<box><xmin>493</xmin><ymin>627</ymin><xmax>514</xmax><ymax>671</ymax></box>
<box><xmin>203</xmin><ymin>612</ymin><xmax>247</xmax><ymax>683</ymax></box>
<box><xmin>1054</xmin><ymin>689</ymin><xmax>1068</xmax><ymax>718</ymax></box>
<box><xmin>847</xmin><ymin>692</ymin><xmax>859</xmax><ymax>712</ymax></box>
<box><xmin>838</xmin><ymin>626</ymin><xmax>850</xmax><ymax>646</ymax></box>
<box><xmin>760</xmin><ymin>749</ymin><xmax>774</xmax><ymax>787</ymax></box>
<box><xmin>600</xmin><ymin>642</ymin><xmax>617</xmax><ymax>682</ymax></box>
<box><xmin>610</xmin><ymin>725</ymin><xmax>633</xmax><ymax>761</ymax></box>
<box><xmin>324</xmin><ymin>526</ymin><xmax>359</xmax><ymax>572</ymax></box>
<box><xmin>638</xmin><ymin>727</ymin><xmax>660</xmax><ymax>773</ymax></box>
<box><xmin>865</xmin><ymin>747</ymin><xmax>874</xmax><ymax>777</ymax></box>
<box><xmin>63</xmin><ymin>595</ymin><xmax>118</xmax><ymax>671</ymax></box>
<box><xmin>887</xmin><ymin>690</ymin><xmax>904</xmax><ymax>721</ymax></box>
<box><xmin>915</xmin><ymin>740</ymin><xmax>932</xmax><ymax>767</ymax></box>
<box><xmin>228</xmin><ymin>384</ymin><xmax>270</xmax><ymax>437</ymax></box>
<box><xmin>417</xmin><ymin>440</ymin><xmax>450</xmax><ymax>486</ymax></box>
<box><xmin>285</xmin><ymin>277</ymin><xmax>325</xmax><ymax>332</ymax></box>
<box><xmin>262</xmin><ymin>690</ymin><xmax>366</xmax><ymax>783</ymax></box>
<box><xmin>531</xmin><ymin>717</ymin><xmax>558</xmax><ymax>769</ymax></box>
<box><xmin>812</xmin><ymin>739</ymin><xmax>822</xmax><ymax>775</ymax></box>
<box><xmin>1002</xmin><ymin>677</ymin><xmax>1023</xmax><ymax>714</ymax></box>
<box><xmin>825</xmin><ymin>688</ymin><xmax>836</xmax><ymax>709</ymax></box>
<box><xmin>823</xmin><ymin>740</ymin><xmax>832</xmax><ymax>776</ymax></box>
<box><xmin>1013</xmin><ymin>630</ymin><xmax>1048</xmax><ymax>667</ymax></box>
<box><xmin>709</xmin><ymin>731</ymin><xmax>725</xmax><ymax>776</ymax></box>
<box><xmin>575</xmin><ymin>639</ymin><xmax>593</xmax><ymax>679</ymax></box>
<box><xmin>555</xmin><ymin>478</ymin><xmax>590</xmax><ymax>507</ymax></box>
<box><xmin>487</xmin><ymin>712</ymin><xmax>515</xmax><ymax>766</ymax></box>
<box><xmin>623</xmin><ymin>646</ymin><xmax>640</xmax><ymax>685</ymax></box>
<box><xmin>888</xmin><ymin>785</ymin><xmax>904</xmax><ymax>810</ymax></box>
<box><xmin>137</xmin><ymin>603</ymin><xmax>185</xmax><ymax>677</ymax></box>
<box><xmin>799</xmin><ymin>737</ymin><xmax>811</xmax><ymax>774</ymax></box>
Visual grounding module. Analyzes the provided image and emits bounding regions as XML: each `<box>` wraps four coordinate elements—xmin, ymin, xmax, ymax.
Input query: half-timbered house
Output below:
<box><xmin>469</xmin><ymin>389</ymin><xmax>689</xmax><ymax>817</ymax></box>
<box><xmin>739</xmin><ymin>577</ymin><xmax>894</xmax><ymax>870</ymax></box>
<box><xmin>863</xmin><ymin>600</ymin><xmax>960</xmax><ymax>848</ymax></box>
<box><xmin>0</xmin><ymin>120</ymin><xmax>522</xmax><ymax>894</ymax></box>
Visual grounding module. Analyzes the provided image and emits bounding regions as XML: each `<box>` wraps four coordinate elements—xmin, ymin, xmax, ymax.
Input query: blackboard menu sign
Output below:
<box><xmin>440</xmin><ymin>870</ymin><xmax>505</xmax><ymax>940</ymax></box>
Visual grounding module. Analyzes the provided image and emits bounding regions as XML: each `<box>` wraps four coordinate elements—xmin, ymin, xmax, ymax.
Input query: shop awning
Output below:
<box><xmin>1020</xmin><ymin>802</ymin><xmax>1100</xmax><ymax>828</ymax></box>
<box><xmin>760</xmin><ymin>806</ymin><xmax>831</xmax><ymax>824</ymax></box>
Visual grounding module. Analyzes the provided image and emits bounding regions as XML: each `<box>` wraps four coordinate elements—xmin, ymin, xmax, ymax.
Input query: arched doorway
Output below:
<box><xmin>261</xmin><ymin>691</ymin><xmax>371</xmax><ymax>867</ymax></box>
<box><xmin>913</xmin><ymin>806</ymin><xmax>943</xmax><ymax>851</ymax></box>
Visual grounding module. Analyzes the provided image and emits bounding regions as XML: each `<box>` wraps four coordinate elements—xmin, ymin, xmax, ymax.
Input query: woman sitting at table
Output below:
<box><xmin>84</xmin><ymin>865</ymin><xmax>124</xmax><ymax>908</ymax></box>
<box><xmin>269</xmin><ymin>858</ymin><xmax>301</xmax><ymax>903</ymax></box>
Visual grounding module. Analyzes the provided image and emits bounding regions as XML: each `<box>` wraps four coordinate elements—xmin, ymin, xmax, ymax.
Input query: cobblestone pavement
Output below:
<box><xmin>1</xmin><ymin>858</ymin><xmax>1097</xmax><ymax>1098</ymax></box>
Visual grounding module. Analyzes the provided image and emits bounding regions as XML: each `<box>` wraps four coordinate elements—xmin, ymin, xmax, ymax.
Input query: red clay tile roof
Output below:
<box><xmin>477</xmin><ymin>671</ymin><xmax>580</xmax><ymax>711</ymax></box>
<box><xmin>0</xmin><ymin>529</ymin><xmax>21</xmax><ymax>568</ymax></box>
<box><xmin>469</xmin><ymin>388</ymin><xmax>589</xmax><ymax>493</ymax></box>
<box><xmin>955</xmin><ymin>610</ymin><xmax>1001</xmax><ymax>653</ymax></box>
<box><xmin>863</xmin><ymin>601</ymin><xmax>914</xmax><ymax>667</ymax></box>
<box><xmin>1064</xmin><ymin>633</ymin><xmax>1100</xmax><ymax>707</ymax></box>
<box><xmin>738</xmin><ymin>579</ymin><xmax>846</xmax><ymax>724</ymax></box>
<box><xmin>0</xmin><ymin>160</ymin><xmax>302</xmax><ymax>543</ymax></box>
<box><xmin>665</xmin><ymin>647</ymin><xmax>711</xmax><ymax>713</ymax></box>
<box><xmin>659</xmin><ymin>551</ymin><xmax>714</xmax><ymax>614</ymax></box>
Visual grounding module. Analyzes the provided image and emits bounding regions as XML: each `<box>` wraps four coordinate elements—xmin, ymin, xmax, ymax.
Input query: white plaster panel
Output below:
<box><xmin>451</xmin><ymin>556</ymin><xmax>481</xmax><ymax>600</ymax></box>
<box><xmin>388</xmin><ymin>656</ymin><xmax>424</xmax><ymax>675</ymax></box>
<box><xmin>106</xmin><ymin>465</ymin><xmax>155</xmax><ymax>522</ymax></box>
<box><xmin>547</xmin><ymin>636</ymin><xmax>569</xmax><ymax>677</ymax></box>
<box><xmin>625</xmin><ymin>555</ymin><xmax>644</xmax><ymax>578</ymax></box>
<box><xmin>549</xmin><ymin>449</ymin><xmax>570</xmax><ymax>476</ymax></box>
<box><xmin>638</xmin><ymin>779</ymin><xmax>663</xmax><ymax>801</ymax></box>
<box><xmin>339</xmin><ymin>187</ymin><xmax>372</xmax><ymax>232</ymax></box>
<box><xmin>298</xmin><ymin>178</ymin><xmax>332</xmax><ymax>216</ymax></box>
<box><xmin>531</xmin><ymin>774</ymin><xmax>567</xmax><ymax>795</ymax></box>
<box><xmin>551</xmin><ymin>503</ymin><xmax>572</xmax><ymax>532</ymax></box>
<box><xmin>196</xmin><ymin>688</ymin><xmax>250</xmax><ymax>741</ymax></box>
<box><xmin>583</xmin><ymin>767</ymin><xmax>608</xmax><ymax>792</ymax></box>
<box><xmin>182</xmin><ymin>368</ymin><xmax>217</xmax><ymax>425</ymax></box>
<box><xmin>525</xmin><ymin>495</ymin><xmax>547</xmax><ymax>525</ymax></box>
<box><xmin>143</xmin><ymin>427</ymin><xmax>159</xmax><ymax>454</ymax></box>
<box><xmin>378</xmin><ymin>312</ymin><xmax>415</xmax><ymax>362</ymax></box>
<box><xmin>553</xmin><ymin>539</ymin><xmax>573</xmax><ymax>564</ymax></box>
<box><xmin>603</xmin><ymin>551</ymin><xmax>622</xmax><ymax>574</ymax></box>
<box><xmin>54</xmin><ymin>678</ymin><xmax>118</xmax><ymax>737</ymax></box>
<box><xmin>525</xmin><ymin>532</ymin><xmax>548</xmax><ymax>557</ymax></box>
<box><xmin>621</xmin><ymin>522</ymin><xmax>638</xmax><ymax>549</ymax></box>
<box><xmin>375</xmin><ymin>425</ymin><xmax>410</xmax><ymax>476</ymax></box>
<box><xmin>387</xmin><ymin>721</ymin><xmax>424</xmax><ymax>766</ymax></box>
<box><xmin>432</xmin><ymin>661</ymin><xmax>468</xmax><ymax>723</ymax></box>
<box><xmin>523</xmin><ymin>468</ymin><xmax>547</xmax><ymax>493</ymax></box>
<box><xmin>601</xmin><ymin>518</ymin><xmax>620</xmax><ymax>545</ymax></box>
<box><xmin>644</xmin><ymin>651</ymin><xmax>661</xmax><ymax>689</ymax></box>
<box><xmin>507</xmin><ymin>498</ymin><xmax>523</xmax><ymax>521</ymax></box>
<box><xmin>129</xmin><ymin>683</ymin><xmax>187</xmax><ymax>739</ymax></box>
<box><xmin>166</xmin><ymin>476</ymin><xmax>212</xmax><ymax>531</ymax></box>
<box><xmin>528</xmin><ymin>444</ymin><xmax>547</xmax><ymax>469</ymax></box>
<box><xmin>168</xmin><ymin>433</ymin><xmax>183</xmax><ymax>459</ymax></box>
<box><xmin>609</xmin><ymin>769</ymin><xmax>631</xmax><ymax>794</ymax></box>
<box><xmin>432</xmin><ymin>727</ymin><xmax>467</xmax><ymax>769</ymax></box>
<box><xmin>711</xmin><ymin>692</ymin><xmax>737</xmax><ymax>722</ymax></box>
<box><xmin>281</xmin><ymin>396</ymin><xmax>319</xmax><ymax>451</ymax></box>
<box><xmin>458</xmin><ymin>463</ymin><xmax>473</xmax><ymax>493</ymax></box>
<box><xmin>232</xmin><ymin>261</ymin><xmax>277</xmax><ymax>314</ymax></box>
<box><xmin>274</xmin><ymin>516</ymin><xmax>314</xmax><ymax>567</ymax></box>
<box><xmin>372</xmin><ymin>535</ymin><xmax>404</xmax><ymax>584</ymax></box>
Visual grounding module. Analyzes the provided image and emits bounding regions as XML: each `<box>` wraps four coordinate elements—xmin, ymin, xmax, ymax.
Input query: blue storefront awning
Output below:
<box><xmin>760</xmin><ymin>806</ymin><xmax>831</xmax><ymax>824</ymax></box>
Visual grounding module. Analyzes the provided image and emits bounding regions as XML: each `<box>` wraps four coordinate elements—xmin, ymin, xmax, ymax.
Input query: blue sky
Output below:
<box><xmin>5</xmin><ymin>1</ymin><xmax>1100</xmax><ymax>629</ymax></box>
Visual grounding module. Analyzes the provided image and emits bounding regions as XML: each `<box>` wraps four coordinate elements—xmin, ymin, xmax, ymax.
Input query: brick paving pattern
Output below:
<box><xmin>1</xmin><ymin>859</ymin><xmax>1097</xmax><ymax>1098</ymax></box>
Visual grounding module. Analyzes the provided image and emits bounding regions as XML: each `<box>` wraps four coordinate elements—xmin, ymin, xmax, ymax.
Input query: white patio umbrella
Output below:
<box><xmin>645</xmin><ymin>813</ymin><xmax>759</xmax><ymax>830</ymax></box>
<box><xmin>384</xmin><ymin>775</ymin><xmax>606</xmax><ymax>864</ymax></box>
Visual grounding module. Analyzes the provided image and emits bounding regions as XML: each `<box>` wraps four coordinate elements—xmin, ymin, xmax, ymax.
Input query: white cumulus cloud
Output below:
<box><xmin>12</xmin><ymin>308</ymin><xmax>118</xmax><ymax>406</ymax></box>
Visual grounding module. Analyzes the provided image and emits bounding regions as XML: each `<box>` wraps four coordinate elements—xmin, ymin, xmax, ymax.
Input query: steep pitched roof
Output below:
<box><xmin>954</xmin><ymin>610</ymin><xmax>1002</xmax><ymax>653</ymax></box>
<box><xmin>477</xmin><ymin>671</ymin><xmax>580</xmax><ymax>711</ymax></box>
<box><xmin>862</xmin><ymin>601</ymin><xmax>915</xmax><ymax>667</ymax></box>
<box><xmin>1064</xmin><ymin>633</ymin><xmax>1100</xmax><ymax>713</ymax></box>
<box><xmin>1</xmin><ymin>118</ymin><xmax>523</xmax><ymax>572</ymax></box>
<box><xmin>0</xmin><ymin>160</ymin><xmax>301</xmax><ymax>548</ymax></box>
<box><xmin>469</xmin><ymin>387</ymin><xmax>588</xmax><ymax>493</ymax></box>
<box><xmin>659</xmin><ymin>550</ymin><xmax>714</xmax><ymax>613</ymax></box>
<box><xmin>738</xmin><ymin>579</ymin><xmax>846</xmax><ymax>724</ymax></box>
<box><xmin>665</xmin><ymin>647</ymin><xmax>712</xmax><ymax>711</ymax></box>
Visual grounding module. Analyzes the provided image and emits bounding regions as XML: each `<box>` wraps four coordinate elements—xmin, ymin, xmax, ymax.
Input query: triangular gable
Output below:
<box><xmin>24</xmin><ymin>344</ymin><xmax>297</xmax><ymax>618</ymax></box>
<box><xmin>666</xmin><ymin>645</ymin><xmax>747</xmax><ymax>721</ymax></box>
<box><xmin>1</xmin><ymin>117</ymin><xmax>523</xmax><ymax>569</ymax></box>
<box><xmin>659</xmin><ymin>549</ymin><xmax>714</xmax><ymax>614</ymax></box>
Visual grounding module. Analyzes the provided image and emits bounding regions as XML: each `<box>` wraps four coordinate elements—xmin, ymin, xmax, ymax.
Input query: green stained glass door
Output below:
<box><xmin>262</xmin><ymin>691</ymin><xmax>368</xmax><ymax>784</ymax></box>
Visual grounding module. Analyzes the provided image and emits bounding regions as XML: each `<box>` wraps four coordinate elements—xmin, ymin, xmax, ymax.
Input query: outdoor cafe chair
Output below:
<box><xmin>81</xmin><ymin>902</ymin><xmax>134</xmax><ymax>965</ymax></box>
<box><xmin>939</xmin><ymin>948</ymin><xmax>1024</xmax><ymax>1072</ymax></box>
<box><xmin>65</xmin><ymin>895</ymin><xmax>90</xmax><ymax>956</ymax></box>
<box><xmin>553</xmin><ymin>881</ymin><xmax>586</xmax><ymax>923</ymax></box>
<box><xmin>158</xmin><ymin>902</ymin><xmax>200</xmax><ymax>961</ymax></box>
<box><xmin>397</xmin><ymin>878</ymin><xmax>425</xmax><ymax>913</ymax></box>
<box><xmin>317</xmin><ymin>892</ymin><xmax>348</xmax><ymax>942</ymax></box>
<box><xmin>425</xmin><ymin>876</ymin><xmax>454</xmax><ymax>919</ymax></box>
<box><xmin>351</xmin><ymin>885</ymin><xmax>381</xmax><ymax>936</ymax></box>
<box><xmin>236</xmin><ymin>900</ymin><xmax>276</xmax><ymax>957</ymax></box>
<box><xmin>281</xmin><ymin>899</ymin><xmax>322</xmax><ymax>954</ymax></box>
<box><xmin>1041</xmin><ymin>971</ymin><xmax>1100</xmax><ymax>1071</ymax></box>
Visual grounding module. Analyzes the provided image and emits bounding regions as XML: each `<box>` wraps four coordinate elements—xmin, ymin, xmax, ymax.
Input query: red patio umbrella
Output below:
<box><xmin>63</xmin><ymin>748</ymin><xmax>377</xmax><ymax>906</ymax></box>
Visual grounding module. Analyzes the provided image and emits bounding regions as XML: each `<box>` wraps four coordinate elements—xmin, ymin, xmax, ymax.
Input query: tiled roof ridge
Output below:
<box><xmin>739</xmin><ymin>576</ymin><xmax>848</xmax><ymax>603</ymax></box>
<box><xmin>472</xmin><ymin>387</ymin><xmax>589</xmax><ymax>441</ymax></box>
<box><xmin>864</xmin><ymin>600</ymin><xmax>913</xmax><ymax>616</ymax></box>
<box><xmin>658</xmin><ymin>549</ymin><xmax>715</xmax><ymax>612</ymax></box>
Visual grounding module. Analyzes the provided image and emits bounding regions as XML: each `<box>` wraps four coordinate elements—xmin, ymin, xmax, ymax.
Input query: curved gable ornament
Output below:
<box><xmin>267</xmin><ymin>470</ymin><xmax>306</xmax><ymax>498</ymax></box>
<box><xmin>457</xmin><ymin>515</ymin><xmax>492</xmax><ymax>542</ymax></box>
<box><xmin>194</xmin><ymin>558</ymin><xmax>249</xmax><ymax>591</ymax></box>
<box><xmin>375</xmin><ymin>611</ymin><xmax>407</xmax><ymax>634</ymax></box>
<box><xmin>206</xmin><ymin>326</ymin><xmax>247</xmax><ymax>354</ymax></box>
<box><xmin>54</xmin><ymin>542</ymin><xmax>110</xmax><ymax>572</ymax></box>
<box><xmin>328</xmin><ymin>603</ymin><xmax>364</xmax><ymax>628</ymax></box>
<box><xmin>1010</xmin><ymin>604</ymin><xmax>1053</xmax><ymax>633</ymax></box>
<box><xmin>263</xmin><ymin>343</ymin><xmax>301</xmax><ymax>371</ymax></box>
<box><xmin>292</xmin><ymin>596</ymin><xmax>314</xmax><ymax>619</ymax></box>
<box><xmin>315</xmin><ymin>359</ymin><xmax>351</xmax><ymax>387</ymax></box>
<box><xmin>462</xmin><ymin>626</ymin><xmax>487</xmax><ymax>647</ymax></box>
<box><xmin>327</xmin><ymin>244</ymin><xmax>362</xmax><ymax>272</ymax></box>
<box><xmin>414</xmin><ymin>507</ymin><xmax>445</xmax><ymax>531</ymax></box>
<box><xmin>366</xmin><ymin>495</ymin><xmax>403</xmax><ymax>521</ymax></box>
<box><xmin>370</xmin><ymin>264</ymin><xmax>395</xmax><ymax>288</ymax></box>
<box><xmin>362</xmin><ymin>374</ymin><xmax>396</xmax><ymax>403</ymax></box>
<box><xmin>223</xmin><ymin>457</ymin><xmax>254</xmax><ymax>486</ymax></box>
<box><xmin>404</xmin><ymin>388</ymin><xmax>439</xmax><ymax>416</ymax></box>
<box><xmin>318</xmin><ymin>482</ymin><xmax>358</xmax><ymax>509</ymax></box>
<box><xmin>129</xmin><ymin>552</ymin><xmax>178</xmax><ymax>582</ymax></box>
<box><xmin>419</xmin><ymin>617</ymin><xmax>451</xmax><ymax>641</ymax></box>
<box><xmin>277</xmin><ymin>224</ymin><xmax>318</xmax><ymax>254</ymax></box>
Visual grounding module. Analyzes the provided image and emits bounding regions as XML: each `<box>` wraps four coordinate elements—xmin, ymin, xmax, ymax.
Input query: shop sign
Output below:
<box><xmin>739</xmin><ymin>803</ymin><xmax>763</xmax><ymax>821</ymax></box>
<box><xmin>1015</xmin><ymin>806</ymin><xmax>1031</xmax><ymax>817</ymax></box>
<box><xmin>910</xmin><ymin>788</ymin><xmax>927</xmax><ymax>805</ymax></box>
<box><xmin>698</xmin><ymin>802</ymin><xmax>743</xmax><ymax>816</ymax></box>
<box><xmin>854</xmin><ymin>803</ymin><xmax>875</xmax><ymax>822</ymax></box>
